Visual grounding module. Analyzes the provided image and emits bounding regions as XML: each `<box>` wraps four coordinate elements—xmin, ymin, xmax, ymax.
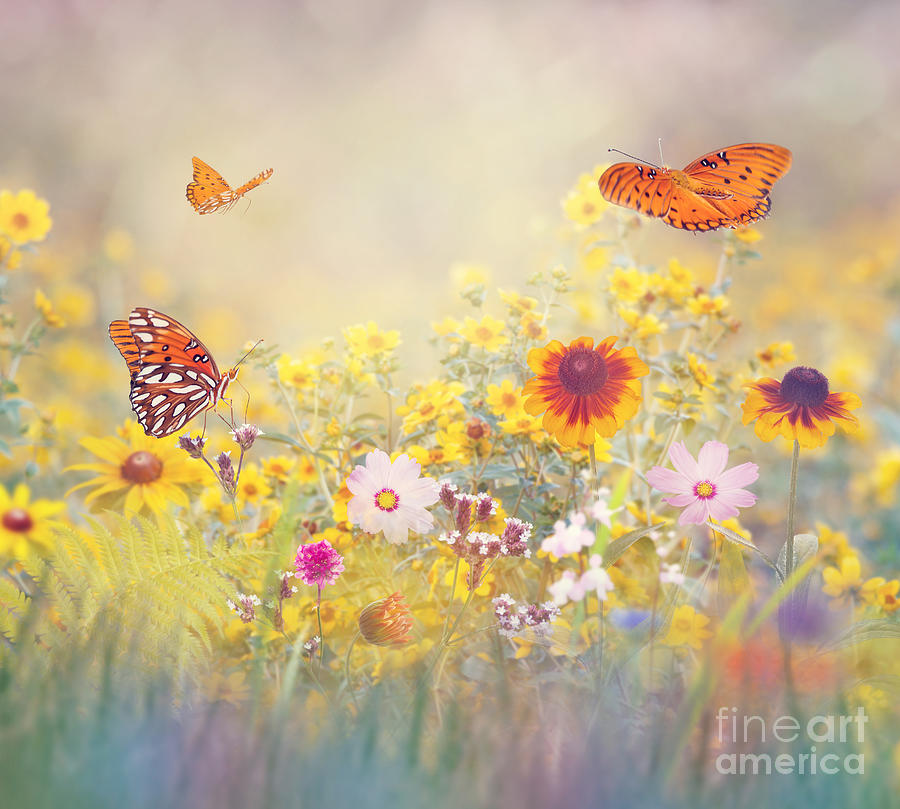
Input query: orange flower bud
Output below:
<box><xmin>357</xmin><ymin>592</ymin><xmax>413</xmax><ymax>647</ymax></box>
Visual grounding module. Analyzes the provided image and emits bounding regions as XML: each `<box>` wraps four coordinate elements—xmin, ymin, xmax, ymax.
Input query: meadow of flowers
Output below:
<box><xmin>1</xmin><ymin>156</ymin><xmax>899</xmax><ymax>809</ymax></box>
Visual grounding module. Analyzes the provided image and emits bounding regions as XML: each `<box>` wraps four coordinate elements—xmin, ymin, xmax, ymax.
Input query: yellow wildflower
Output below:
<box><xmin>486</xmin><ymin>379</ymin><xmax>522</xmax><ymax>419</ymax></box>
<box><xmin>397</xmin><ymin>379</ymin><xmax>466</xmax><ymax>434</ymax></box>
<box><xmin>755</xmin><ymin>341</ymin><xmax>796</xmax><ymax>368</ymax></box>
<box><xmin>687</xmin><ymin>293</ymin><xmax>729</xmax><ymax>317</ymax></box>
<box><xmin>0</xmin><ymin>189</ymin><xmax>52</xmax><ymax>245</ymax></box>
<box><xmin>432</xmin><ymin>316</ymin><xmax>461</xmax><ymax>337</ymax></box>
<box><xmin>498</xmin><ymin>289</ymin><xmax>538</xmax><ymax>313</ymax></box>
<box><xmin>34</xmin><ymin>289</ymin><xmax>66</xmax><ymax>328</ymax></box>
<box><xmin>822</xmin><ymin>554</ymin><xmax>863</xmax><ymax>605</ymax></box>
<box><xmin>460</xmin><ymin>314</ymin><xmax>509</xmax><ymax>352</ymax></box>
<box><xmin>0</xmin><ymin>235</ymin><xmax>22</xmax><ymax>270</ymax></box>
<box><xmin>688</xmin><ymin>353</ymin><xmax>714</xmax><ymax>389</ymax></box>
<box><xmin>608</xmin><ymin>267</ymin><xmax>648</xmax><ymax>304</ymax></box>
<box><xmin>0</xmin><ymin>484</ymin><xmax>65</xmax><ymax>558</ymax></box>
<box><xmin>451</xmin><ymin>262</ymin><xmax>491</xmax><ymax>289</ymax></box>
<box><xmin>618</xmin><ymin>307</ymin><xmax>668</xmax><ymax>339</ymax></box>
<box><xmin>662</xmin><ymin>605</ymin><xmax>712</xmax><ymax>649</ymax></box>
<box><xmin>562</xmin><ymin>165</ymin><xmax>610</xmax><ymax>225</ymax></box>
<box><xmin>103</xmin><ymin>229</ymin><xmax>135</xmax><ymax>263</ymax></box>
<box><xmin>519</xmin><ymin>311</ymin><xmax>548</xmax><ymax>341</ymax></box>
<box><xmin>276</xmin><ymin>353</ymin><xmax>319</xmax><ymax>390</ymax></box>
<box><xmin>262</xmin><ymin>455</ymin><xmax>296</xmax><ymax>483</ymax></box>
<box><xmin>343</xmin><ymin>321</ymin><xmax>401</xmax><ymax>357</ymax></box>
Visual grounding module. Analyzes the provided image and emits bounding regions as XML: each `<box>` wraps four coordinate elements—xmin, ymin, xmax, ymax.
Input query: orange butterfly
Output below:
<box><xmin>110</xmin><ymin>307</ymin><xmax>247</xmax><ymax>438</ymax></box>
<box><xmin>186</xmin><ymin>157</ymin><xmax>273</xmax><ymax>214</ymax></box>
<box><xmin>598</xmin><ymin>143</ymin><xmax>791</xmax><ymax>232</ymax></box>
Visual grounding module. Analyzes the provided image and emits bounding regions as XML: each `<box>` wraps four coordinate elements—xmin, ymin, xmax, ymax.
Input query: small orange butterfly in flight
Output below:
<box><xmin>598</xmin><ymin>143</ymin><xmax>791</xmax><ymax>232</ymax></box>
<box><xmin>186</xmin><ymin>157</ymin><xmax>274</xmax><ymax>214</ymax></box>
<box><xmin>110</xmin><ymin>307</ymin><xmax>254</xmax><ymax>438</ymax></box>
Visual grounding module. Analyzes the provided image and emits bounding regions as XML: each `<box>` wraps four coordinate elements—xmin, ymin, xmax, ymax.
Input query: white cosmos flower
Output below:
<box><xmin>346</xmin><ymin>449</ymin><xmax>440</xmax><ymax>544</ymax></box>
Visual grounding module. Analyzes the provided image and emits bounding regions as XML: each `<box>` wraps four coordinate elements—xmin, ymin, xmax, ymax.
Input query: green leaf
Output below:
<box><xmin>819</xmin><ymin>619</ymin><xmax>900</xmax><ymax>652</ymax></box>
<box><xmin>717</xmin><ymin>539</ymin><xmax>750</xmax><ymax>614</ymax></box>
<box><xmin>602</xmin><ymin>522</ymin><xmax>666</xmax><ymax>567</ymax></box>
<box><xmin>705</xmin><ymin>521</ymin><xmax>783</xmax><ymax>583</ymax></box>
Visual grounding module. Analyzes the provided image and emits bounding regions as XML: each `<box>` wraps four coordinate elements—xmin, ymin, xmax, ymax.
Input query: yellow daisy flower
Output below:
<box><xmin>236</xmin><ymin>463</ymin><xmax>272</xmax><ymax>506</ymax></box>
<box><xmin>0</xmin><ymin>235</ymin><xmax>23</xmax><ymax>270</ymax></box>
<box><xmin>276</xmin><ymin>353</ymin><xmax>320</xmax><ymax>390</ymax></box>
<box><xmin>618</xmin><ymin>308</ymin><xmax>668</xmax><ymax>340</ymax></box>
<box><xmin>498</xmin><ymin>288</ymin><xmax>538</xmax><ymax>313</ymax></box>
<box><xmin>822</xmin><ymin>554</ymin><xmax>863</xmax><ymax>606</ymax></box>
<box><xmin>67</xmin><ymin>423</ymin><xmax>203</xmax><ymax>515</ymax></box>
<box><xmin>486</xmin><ymin>379</ymin><xmax>522</xmax><ymax>419</ymax></box>
<box><xmin>0</xmin><ymin>189</ymin><xmax>52</xmax><ymax>245</ymax></box>
<box><xmin>755</xmin><ymin>341</ymin><xmax>796</xmax><ymax>369</ymax></box>
<box><xmin>397</xmin><ymin>379</ymin><xmax>465</xmax><ymax>434</ymax></box>
<box><xmin>0</xmin><ymin>484</ymin><xmax>65</xmax><ymax>558</ymax></box>
<box><xmin>261</xmin><ymin>454</ymin><xmax>296</xmax><ymax>483</ymax></box>
<box><xmin>662</xmin><ymin>604</ymin><xmax>713</xmax><ymax>649</ymax></box>
<box><xmin>431</xmin><ymin>316</ymin><xmax>461</xmax><ymax>337</ymax></box>
<box><xmin>687</xmin><ymin>293</ymin><xmax>728</xmax><ymax>317</ymax></box>
<box><xmin>343</xmin><ymin>321</ymin><xmax>401</xmax><ymax>357</ymax></box>
<box><xmin>561</xmin><ymin>166</ymin><xmax>610</xmax><ymax>225</ymax></box>
<box><xmin>34</xmin><ymin>288</ymin><xmax>66</xmax><ymax>328</ymax></box>
<box><xmin>460</xmin><ymin>315</ymin><xmax>509</xmax><ymax>352</ymax></box>
<box><xmin>608</xmin><ymin>267</ymin><xmax>648</xmax><ymax>304</ymax></box>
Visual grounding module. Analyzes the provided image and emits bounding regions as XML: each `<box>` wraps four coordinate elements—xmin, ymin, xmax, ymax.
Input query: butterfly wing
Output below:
<box><xmin>598</xmin><ymin>162</ymin><xmax>675</xmax><ymax>218</ymax></box>
<box><xmin>109</xmin><ymin>319</ymin><xmax>142</xmax><ymax>378</ymax></box>
<box><xmin>233</xmin><ymin>167</ymin><xmax>274</xmax><ymax>198</ymax></box>
<box><xmin>110</xmin><ymin>307</ymin><xmax>224</xmax><ymax>437</ymax></box>
<box><xmin>186</xmin><ymin>157</ymin><xmax>236</xmax><ymax>214</ymax></box>
<box><xmin>682</xmin><ymin>143</ymin><xmax>792</xmax><ymax>200</ymax></box>
<box><xmin>661</xmin><ymin>188</ymin><xmax>756</xmax><ymax>232</ymax></box>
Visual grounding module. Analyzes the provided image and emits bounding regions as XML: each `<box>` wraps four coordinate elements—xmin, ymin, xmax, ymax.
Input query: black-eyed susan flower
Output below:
<box><xmin>0</xmin><ymin>189</ymin><xmax>52</xmax><ymax>245</ymax></box>
<box><xmin>741</xmin><ymin>366</ymin><xmax>861</xmax><ymax>449</ymax></box>
<box><xmin>67</xmin><ymin>423</ymin><xmax>202</xmax><ymax>514</ymax></box>
<box><xmin>0</xmin><ymin>484</ymin><xmax>65</xmax><ymax>558</ymax></box>
<box><xmin>357</xmin><ymin>592</ymin><xmax>413</xmax><ymax>647</ymax></box>
<box><xmin>522</xmin><ymin>336</ymin><xmax>649</xmax><ymax>447</ymax></box>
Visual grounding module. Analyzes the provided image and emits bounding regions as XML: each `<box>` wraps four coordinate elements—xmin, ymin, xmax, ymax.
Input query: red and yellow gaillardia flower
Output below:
<box><xmin>741</xmin><ymin>366</ymin><xmax>861</xmax><ymax>449</ymax></box>
<box><xmin>522</xmin><ymin>336</ymin><xmax>649</xmax><ymax>447</ymax></box>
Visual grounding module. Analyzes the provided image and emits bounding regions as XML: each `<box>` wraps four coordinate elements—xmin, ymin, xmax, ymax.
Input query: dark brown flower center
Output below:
<box><xmin>557</xmin><ymin>347</ymin><xmax>608</xmax><ymax>396</ymax></box>
<box><xmin>2</xmin><ymin>508</ymin><xmax>34</xmax><ymax>532</ymax></box>
<box><xmin>780</xmin><ymin>366</ymin><xmax>829</xmax><ymax>407</ymax></box>
<box><xmin>121</xmin><ymin>451</ymin><xmax>163</xmax><ymax>484</ymax></box>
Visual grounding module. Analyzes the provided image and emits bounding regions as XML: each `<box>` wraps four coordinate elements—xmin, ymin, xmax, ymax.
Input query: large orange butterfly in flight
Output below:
<box><xmin>110</xmin><ymin>307</ymin><xmax>244</xmax><ymax>438</ymax></box>
<box><xmin>186</xmin><ymin>157</ymin><xmax>274</xmax><ymax>214</ymax></box>
<box><xmin>598</xmin><ymin>143</ymin><xmax>791</xmax><ymax>232</ymax></box>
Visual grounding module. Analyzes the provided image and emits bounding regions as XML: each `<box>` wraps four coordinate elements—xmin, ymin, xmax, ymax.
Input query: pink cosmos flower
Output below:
<box><xmin>645</xmin><ymin>440</ymin><xmax>759</xmax><ymax>526</ymax></box>
<box><xmin>346</xmin><ymin>449</ymin><xmax>440</xmax><ymax>544</ymax></box>
<box><xmin>294</xmin><ymin>539</ymin><xmax>345</xmax><ymax>587</ymax></box>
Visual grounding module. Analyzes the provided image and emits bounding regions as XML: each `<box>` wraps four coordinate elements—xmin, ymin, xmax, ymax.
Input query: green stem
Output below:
<box><xmin>785</xmin><ymin>441</ymin><xmax>800</xmax><ymax>577</ymax></box>
<box><xmin>343</xmin><ymin>631</ymin><xmax>361</xmax><ymax>711</ymax></box>
<box><xmin>589</xmin><ymin>443</ymin><xmax>598</xmax><ymax>494</ymax></box>
<box><xmin>316</xmin><ymin>585</ymin><xmax>325</xmax><ymax>666</ymax></box>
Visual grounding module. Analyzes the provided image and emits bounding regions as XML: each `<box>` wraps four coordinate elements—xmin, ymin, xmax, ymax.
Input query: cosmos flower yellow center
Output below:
<box><xmin>375</xmin><ymin>488</ymin><xmax>399</xmax><ymax>512</ymax></box>
<box><xmin>2</xmin><ymin>507</ymin><xmax>34</xmax><ymax>532</ymax></box>
<box><xmin>694</xmin><ymin>480</ymin><xmax>716</xmax><ymax>499</ymax></box>
<box><xmin>121</xmin><ymin>450</ymin><xmax>163</xmax><ymax>484</ymax></box>
<box><xmin>557</xmin><ymin>347</ymin><xmax>608</xmax><ymax>396</ymax></box>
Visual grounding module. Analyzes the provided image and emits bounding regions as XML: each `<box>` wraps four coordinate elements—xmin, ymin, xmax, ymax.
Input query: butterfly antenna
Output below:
<box><xmin>608</xmin><ymin>148</ymin><xmax>660</xmax><ymax>169</ymax></box>
<box><xmin>235</xmin><ymin>338</ymin><xmax>264</xmax><ymax>368</ymax></box>
<box><xmin>658</xmin><ymin>138</ymin><xmax>665</xmax><ymax>167</ymax></box>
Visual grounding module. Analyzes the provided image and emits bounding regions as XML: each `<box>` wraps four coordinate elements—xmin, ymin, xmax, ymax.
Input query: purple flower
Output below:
<box><xmin>231</xmin><ymin>423</ymin><xmax>263</xmax><ymax>451</ymax></box>
<box><xmin>645</xmin><ymin>441</ymin><xmax>758</xmax><ymax>526</ymax></box>
<box><xmin>294</xmin><ymin>539</ymin><xmax>345</xmax><ymax>587</ymax></box>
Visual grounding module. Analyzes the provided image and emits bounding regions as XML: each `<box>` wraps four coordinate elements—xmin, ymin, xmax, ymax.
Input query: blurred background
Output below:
<box><xmin>3</xmin><ymin>0</ymin><xmax>898</xmax><ymax>343</ymax></box>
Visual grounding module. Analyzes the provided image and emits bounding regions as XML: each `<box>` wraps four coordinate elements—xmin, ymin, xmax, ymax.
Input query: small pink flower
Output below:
<box><xmin>646</xmin><ymin>440</ymin><xmax>758</xmax><ymax>526</ymax></box>
<box><xmin>294</xmin><ymin>539</ymin><xmax>345</xmax><ymax>587</ymax></box>
<box><xmin>346</xmin><ymin>449</ymin><xmax>440</xmax><ymax>544</ymax></box>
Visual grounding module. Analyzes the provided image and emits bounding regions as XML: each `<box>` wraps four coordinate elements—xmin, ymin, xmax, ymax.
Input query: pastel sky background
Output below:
<box><xmin>2</xmin><ymin>0</ymin><xmax>898</xmax><ymax>354</ymax></box>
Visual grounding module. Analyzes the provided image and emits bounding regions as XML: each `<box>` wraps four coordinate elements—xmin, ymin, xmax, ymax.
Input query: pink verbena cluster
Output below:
<box><xmin>437</xmin><ymin>493</ymin><xmax>532</xmax><ymax>591</ymax></box>
<box><xmin>492</xmin><ymin>593</ymin><xmax>560</xmax><ymax>639</ymax></box>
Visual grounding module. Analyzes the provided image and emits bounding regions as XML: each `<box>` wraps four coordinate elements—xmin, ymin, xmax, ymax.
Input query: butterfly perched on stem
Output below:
<box><xmin>186</xmin><ymin>157</ymin><xmax>273</xmax><ymax>214</ymax></box>
<box><xmin>110</xmin><ymin>307</ymin><xmax>253</xmax><ymax>438</ymax></box>
<box><xmin>598</xmin><ymin>143</ymin><xmax>791</xmax><ymax>232</ymax></box>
